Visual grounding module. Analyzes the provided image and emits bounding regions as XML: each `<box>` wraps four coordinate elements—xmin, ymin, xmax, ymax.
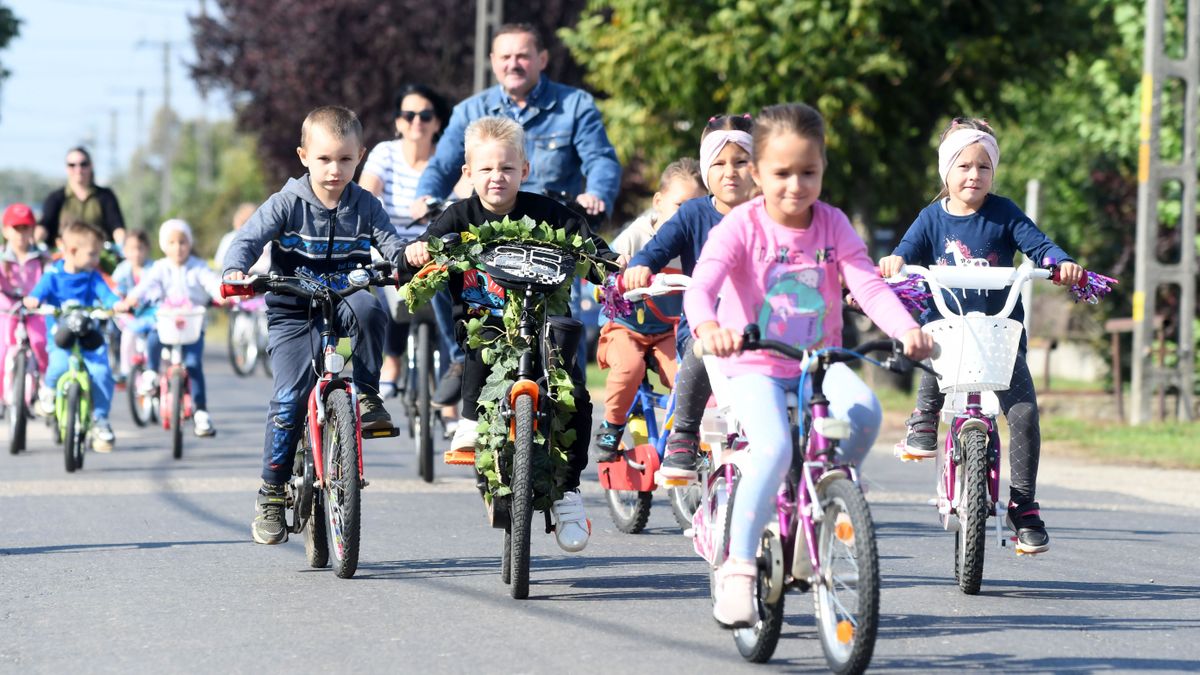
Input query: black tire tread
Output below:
<box><xmin>816</xmin><ymin>477</ymin><xmax>880</xmax><ymax>675</ymax></box>
<box><xmin>9</xmin><ymin>353</ymin><xmax>27</xmax><ymax>454</ymax></box>
<box><xmin>956</xmin><ymin>428</ymin><xmax>989</xmax><ymax>595</ymax></box>
<box><xmin>416</xmin><ymin>322</ymin><xmax>434</xmax><ymax>483</ymax></box>
<box><xmin>170</xmin><ymin>371</ymin><xmax>185</xmax><ymax>460</ymax></box>
<box><xmin>326</xmin><ymin>389</ymin><xmax>361</xmax><ymax>579</ymax></box>
<box><xmin>509</xmin><ymin>394</ymin><xmax>535</xmax><ymax>599</ymax></box>
<box><xmin>63</xmin><ymin>384</ymin><xmax>79</xmax><ymax>473</ymax></box>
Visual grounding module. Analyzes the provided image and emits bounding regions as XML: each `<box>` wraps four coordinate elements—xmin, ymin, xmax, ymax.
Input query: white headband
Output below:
<box><xmin>699</xmin><ymin>130</ymin><xmax>754</xmax><ymax>191</ymax></box>
<box><xmin>938</xmin><ymin>128</ymin><xmax>1000</xmax><ymax>186</ymax></box>
<box><xmin>158</xmin><ymin>218</ymin><xmax>193</xmax><ymax>253</ymax></box>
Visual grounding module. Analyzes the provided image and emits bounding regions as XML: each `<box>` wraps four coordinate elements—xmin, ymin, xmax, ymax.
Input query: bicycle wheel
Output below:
<box><xmin>323</xmin><ymin>389</ymin><xmax>361</xmax><ymax>579</ymax></box>
<box><xmin>170</xmin><ymin>372</ymin><xmax>185</xmax><ymax>460</ymax></box>
<box><xmin>955</xmin><ymin>427</ymin><xmax>990</xmax><ymax>595</ymax></box>
<box><xmin>306</xmin><ymin>492</ymin><xmax>330</xmax><ymax>569</ymax></box>
<box><xmin>415</xmin><ymin>322</ymin><xmax>435</xmax><ymax>483</ymax></box>
<box><xmin>733</xmin><ymin>529</ymin><xmax>786</xmax><ymax>663</ymax></box>
<box><xmin>501</xmin><ymin>528</ymin><xmax>512</xmax><ymax>585</ymax></box>
<box><xmin>813</xmin><ymin>477</ymin><xmax>879</xmax><ymax>675</ymax></box>
<box><xmin>8</xmin><ymin>353</ymin><xmax>27</xmax><ymax>455</ymax></box>
<box><xmin>127</xmin><ymin>363</ymin><xmax>149</xmax><ymax>427</ymax></box>
<box><xmin>509</xmin><ymin>393</ymin><xmax>536</xmax><ymax>599</ymax></box>
<box><xmin>668</xmin><ymin>483</ymin><xmax>702</xmax><ymax>532</ymax></box>
<box><xmin>63</xmin><ymin>383</ymin><xmax>80</xmax><ymax>473</ymax></box>
<box><xmin>227</xmin><ymin>311</ymin><xmax>257</xmax><ymax>377</ymax></box>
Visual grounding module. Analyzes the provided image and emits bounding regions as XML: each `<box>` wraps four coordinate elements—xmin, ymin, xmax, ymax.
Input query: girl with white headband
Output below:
<box><xmin>879</xmin><ymin>117</ymin><xmax>1084</xmax><ymax>555</ymax></box>
<box><xmin>622</xmin><ymin>114</ymin><xmax>758</xmax><ymax>479</ymax></box>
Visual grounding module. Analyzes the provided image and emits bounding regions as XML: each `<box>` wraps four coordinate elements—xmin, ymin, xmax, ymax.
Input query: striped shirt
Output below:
<box><xmin>362</xmin><ymin>140</ymin><xmax>423</xmax><ymax>235</ymax></box>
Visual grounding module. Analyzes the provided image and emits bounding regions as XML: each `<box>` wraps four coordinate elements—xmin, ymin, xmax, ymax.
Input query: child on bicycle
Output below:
<box><xmin>111</xmin><ymin>228</ymin><xmax>151</xmax><ymax>384</ymax></box>
<box><xmin>114</xmin><ymin>219</ymin><xmax>224</xmax><ymax>438</ymax></box>
<box><xmin>878</xmin><ymin>117</ymin><xmax>1083</xmax><ymax>554</ymax></box>
<box><xmin>404</xmin><ymin>116</ymin><xmax>621</xmax><ymax>553</ymax></box>
<box><xmin>222</xmin><ymin>105</ymin><xmax>408</xmax><ymax>546</ymax></box>
<box><xmin>23</xmin><ymin>220</ymin><xmax>120</xmax><ymax>451</ymax></box>
<box><xmin>592</xmin><ymin>158</ymin><xmax>705</xmax><ymax>462</ymax></box>
<box><xmin>623</xmin><ymin>114</ymin><xmax>759</xmax><ymax>480</ymax></box>
<box><xmin>686</xmin><ymin>103</ymin><xmax>933</xmax><ymax>627</ymax></box>
<box><xmin>1</xmin><ymin>203</ymin><xmax>51</xmax><ymax>420</ymax></box>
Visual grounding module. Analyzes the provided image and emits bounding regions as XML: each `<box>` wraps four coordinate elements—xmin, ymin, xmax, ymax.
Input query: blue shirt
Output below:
<box><xmin>628</xmin><ymin>196</ymin><xmax>726</xmax><ymax>349</ymax></box>
<box><xmin>892</xmin><ymin>194</ymin><xmax>1073</xmax><ymax>325</ymax></box>
<box><xmin>416</xmin><ymin>78</ymin><xmax>622</xmax><ymax>214</ymax></box>
<box><xmin>28</xmin><ymin>265</ymin><xmax>119</xmax><ymax>336</ymax></box>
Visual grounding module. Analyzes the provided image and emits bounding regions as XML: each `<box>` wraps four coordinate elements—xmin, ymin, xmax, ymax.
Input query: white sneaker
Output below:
<box><xmin>91</xmin><ymin>419</ymin><xmax>116</xmax><ymax>453</ymax></box>
<box><xmin>442</xmin><ymin>417</ymin><xmax>459</xmax><ymax>441</ymax></box>
<box><xmin>37</xmin><ymin>386</ymin><xmax>55</xmax><ymax>416</ymax></box>
<box><xmin>193</xmin><ymin>409</ymin><xmax>216</xmax><ymax>437</ymax></box>
<box><xmin>138</xmin><ymin>369</ymin><xmax>158</xmax><ymax>396</ymax></box>
<box><xmin>551</xmin><ymin>490</ymin><xmax>591</xmax><ymax>553</ymax></box>
<box><xmin>712</xmin><ymin>559</ymin><xmax>758</xmax><ymax>628</ymax></box>
<box><xmin>450</xmin><ymin>417</ymin><xmax>478</xmax><ymax>452</ymax></box>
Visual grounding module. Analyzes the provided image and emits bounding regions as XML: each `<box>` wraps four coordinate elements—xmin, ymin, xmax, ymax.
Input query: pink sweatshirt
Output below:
<box><xmin>684</xmin><ymin>197</ymin><xmax>918</xmax><ymax>378</ymax></box>
<box><xmin>0</xmin><ymin>249</ymin><xmax>48</xmax><ymax>310</ymax></box>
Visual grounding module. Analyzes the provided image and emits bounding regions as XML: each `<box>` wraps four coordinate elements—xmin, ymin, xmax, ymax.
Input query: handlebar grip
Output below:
<box><xmin>220</xmin><ymin>280</ymin><xmax>257</xmax><ymax>299</ymax></box>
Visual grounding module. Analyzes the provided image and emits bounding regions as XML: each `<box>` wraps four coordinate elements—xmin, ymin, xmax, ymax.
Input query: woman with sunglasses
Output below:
<box><xmin>39</xmin><ymin>146</ymin><xmax>126</xmax><ymax>247</ymax></box>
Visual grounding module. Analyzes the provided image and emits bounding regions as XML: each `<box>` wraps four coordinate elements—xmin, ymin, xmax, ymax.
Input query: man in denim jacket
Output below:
<box><xmin>412</xmin><ymin>22</ymin><xmax>621</xmax><ymax>219</ymax></box>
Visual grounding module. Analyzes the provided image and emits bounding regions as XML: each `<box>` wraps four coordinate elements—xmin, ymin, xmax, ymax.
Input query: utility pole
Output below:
<box><xmin>132</xmin><ymin>87</ymin><xmax>145</xmax><ymax>231</ymax></box>
<box><xmin>473</xmin><ymin>0</ymin><xmax>503</xmax><ymax>93</ymax></box>
<box><xmin>1132</xmin><ymin>0</ymin><xmax>1198</xmax><ymax>423</ymax></box>
<box><xmin>159</xmin><ymin>41</ymin><xmax>174</xmax><ymax>215</ymax></box>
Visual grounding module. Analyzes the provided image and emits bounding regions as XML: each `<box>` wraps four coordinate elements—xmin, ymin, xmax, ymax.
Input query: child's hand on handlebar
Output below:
<box><xmin>697</xmin><ymin>321</ymin><xmax>742</xmax><ymax>358</ymax></box>
<box><xmin>623</xmin><ymin>265</ymin><xmax>652</xmax><ymax>290</ymax></box>
<box><xmin>405</xmin><ymin>241</ymin><xmax>431</xmax><ymax>267</ymax></box>
<box><xmin>900</xmin><ymin>327</ymin><xmax>935</xmax><ymax>361</ymax></box>
<box><xmin>224</xmin><ymin>270</ymin><xmax>246</xmax><ymax>282</ymax></box>
<box><xmin>878</xmin><ymin>255</ymin><xmax>905</xmax><ymax>278</ymax></box>
<box><xmin>1054</xmin><ymin>261</ymin><xmax>1084</xmax><ymax>287</ymax></box>
<box><xmin>21</xmin><ymin>296</ymin><xmax>39</xmax><ymax>310</ymax></box>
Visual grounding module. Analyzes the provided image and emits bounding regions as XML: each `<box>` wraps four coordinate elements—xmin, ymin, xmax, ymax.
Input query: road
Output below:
<box><xmin>2</xmin><ymin>344</ymin><xmax>1199</xmax><ymax>673</ymax></box>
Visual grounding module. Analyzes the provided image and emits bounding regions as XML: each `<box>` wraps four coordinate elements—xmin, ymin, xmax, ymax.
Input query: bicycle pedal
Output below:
<box><xmin>362</xmin><ymin>426</ymin><xmax>400</xmax><ymax>439</ymax></box>
<box><xmin>443</xmin><ymin>449</ymin><xmax>475</xmax><ymax>465</ymax></box>
<box><xmin>892</xmin><ymin>442</ymin><xmax>931</xmax><ymax>462</ymax></box>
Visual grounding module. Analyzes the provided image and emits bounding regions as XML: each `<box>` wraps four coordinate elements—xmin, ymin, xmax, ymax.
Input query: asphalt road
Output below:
<box><xmin>2</xmin><ymin>344</ymin><xmax>1199</xmax><ymax>674</ymax></box>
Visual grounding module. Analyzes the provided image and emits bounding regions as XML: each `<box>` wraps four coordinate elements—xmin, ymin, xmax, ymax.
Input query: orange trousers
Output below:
<box><xmin>596</xmin><ymin>322</ymin><xmax>678</xmax><ymax>425</ymax></box>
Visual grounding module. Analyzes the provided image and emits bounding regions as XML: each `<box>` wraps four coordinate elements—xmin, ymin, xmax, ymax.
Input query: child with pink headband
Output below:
<box><xmin>879</xmin><ymin>117</ymin><xmax>1083</xmax><ymax>555</ymax></box>
<box><xmin>621</xmin><ymin>115</ymin><xmax>758</xmax><ymax>476</ymax></box>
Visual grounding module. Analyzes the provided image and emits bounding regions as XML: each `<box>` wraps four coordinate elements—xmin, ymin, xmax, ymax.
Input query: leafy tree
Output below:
<box><xmin>191</xmin><ymin>0</ymin><xmax>588</xmax><ymax>188</ymax></box>
<box><xmin>0</xmin><ymin>2</ymin><xmax>21</xmax><ymax>118</ymax></box>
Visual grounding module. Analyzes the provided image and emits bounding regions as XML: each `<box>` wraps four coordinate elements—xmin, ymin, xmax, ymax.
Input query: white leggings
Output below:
<box><xmin>725</xmin><ymin>364</ymin><xmax>881</xmax><ymax>561</ymax></box>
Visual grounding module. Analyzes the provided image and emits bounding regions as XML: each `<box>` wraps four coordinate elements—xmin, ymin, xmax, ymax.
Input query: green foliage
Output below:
<box><xmin>0</xmin><ymin>3</ymin><xmax>19</xmax><ymax>84</ymax></box>
<box><xmin>400</xmin><ymin>216</ymin><xmax>598</xmax><ymax>510</ymax></box>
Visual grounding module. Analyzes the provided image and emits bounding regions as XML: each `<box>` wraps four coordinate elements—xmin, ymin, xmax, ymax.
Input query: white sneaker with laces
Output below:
<box><xmin>450</xmin><ymin>417</ymin><xmax>478</xmax><ymax>452</ymax></box>
<box><xmin>551</xmin><ymin>490</ymin><xmax>591</xmax><ymax>553</ymax></box>
<box><xmin>193</xmin><ymin>409</ymin><xmax>216</xmax><ymax>437</ymax></box>
<box><xmin>38</xmin><ymin>386</ymin><xmax>55</xmax><ymax>416</ymax></box>
<box><xmin>91</xmin><ymin>419</ymin><xmax>116</xmax><ymax>453</ymax></box>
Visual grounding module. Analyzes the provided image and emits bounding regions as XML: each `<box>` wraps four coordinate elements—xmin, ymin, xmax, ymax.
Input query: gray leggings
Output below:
<box><xmin>672</xmin><ymin>332</ymin><xmax>712</xmax><ymax>437</ymax></box>
<box><xmin>916</xmin><ymin>352</ymin><xmax>1040</xmax><ymax>505</ymax></box>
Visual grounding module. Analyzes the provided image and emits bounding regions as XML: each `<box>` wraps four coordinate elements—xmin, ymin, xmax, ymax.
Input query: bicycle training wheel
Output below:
<box><xmin>813</xmin><ymin>477</ymin><xmax>879</xmax><ymax>675</ymax></box>
<box><xmin>668</xmin><ymin>482</ymin><xmax>702</xmax><ymax>532</ymax></box>
<box><xmin>955</xmin><ymin>427</ymin><xmax>990</xmax><ymax>595</ymax></box>
<box><xmin>170</xmin><ymin>372</ymin><xmax>185</xmax><ymax>460</ymax></box>
<box><xmin>508</xmin><ymin>393</ymin><xmax>536</xmax><ymax>599</ymax></box>
<box><xmin>323</xmin><ymin>389</ymin><xmax>361</xmax><ymax>579</ymax></box>
<box><xmin>415</xmin><ymin>322</ymin><xmax>435</xmax><ymax>483</ymax></box>
<box><xmin>603</xmin><ymin>433</ymin><xmax>653</xmax><ymax>535</ymax></box>
<box><xmin>63</xmin><ymin>383</ymin><xmax>81</xmax><ymax>473</ymax></box>
<box><xmin>732</xmin><ymin>529</ymin><xmax>786</xmax><ymax>663</ymax></box>
<box><xmin>8</xmin><ymin>353</ymin><xmax>27</xmax><ymax>455</ymax></box>
<box><xmin>227</xmin><ymin>311</ymin><xmax>258</xmax><ymax>377</ymax></box>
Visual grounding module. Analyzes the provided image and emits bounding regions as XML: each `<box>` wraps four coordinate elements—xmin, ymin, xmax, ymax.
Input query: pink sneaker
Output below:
<box><xmin>712</xmin><ymin>559</ymin><xmax>758</xmax><ymax>628</ymax></box>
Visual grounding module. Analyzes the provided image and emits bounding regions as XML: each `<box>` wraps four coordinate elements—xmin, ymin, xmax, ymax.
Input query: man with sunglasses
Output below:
<box><xmin>38</xmin><ymin>146</ymin><xmax>126</xmax><ymax>247</ymax></box>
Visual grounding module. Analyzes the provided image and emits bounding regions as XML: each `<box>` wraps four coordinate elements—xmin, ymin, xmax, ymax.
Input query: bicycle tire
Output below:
<box><xmin>604</xmin><ymin>487</ymin><xmax>653</xmax><ymax>534</ymax></box>
<box><xmin>170</xmin><ymin>372</ymin><xmax>185</xmax><ymax>460</ymax></box>
<box><xmin>127</xmin><ymin>363</ymin><xmax>149</xmax><ymax>427</ymax></box>
<box><xmin>324</xmin><ymin>389</ymin><xmax>361</xmax><ymax>579</ymax></box>
<box><xmin>668</xmin><ymin>483</ymin><xmax>702</xmax><ymax>532</ymax></box>
<box><xmin>733</xmin><ymin>530</ymin><xmax>785</xmax><ymax>663</ymax></box>
<box><xmin>63</xmin><ymin>383</ymin><xmax>80</xmax><ymax>473</ymax></box>
<box><xmin>306</xmin><ymin>490</ymin><xmax>330</xmax><ymax>569</ymax></box>
<box><xmin>416</xmin><ymin>322</ymin><xmax>435</xmax><ymax>483</ymax></box>
<box><xmin>955</xmin><ymin>427</ymin><xmax>990</xmax><ymax>595</ymax></box>
<box><xmin>509</xmin><ymin>393</ymin><xmax>535</xmax><ymax>599</ymax></box>
<box><xmin>813</xmin><ymin>477</ymin><xmax>879</xmax><ymax>675</ymax></box>
<box><xmin>227</xmin><ymin>311</ymin><xmax>257</xmax><ymax>377</ymax></box>
<box><xmin>501</xmin><ymin>527</ymin><xmax>512</xmax><ymax>585</ymax></box>
<box><xmin>8</xmin><ymin>353</ymin><xmax>26</xmax><ymax>454</ymax></box>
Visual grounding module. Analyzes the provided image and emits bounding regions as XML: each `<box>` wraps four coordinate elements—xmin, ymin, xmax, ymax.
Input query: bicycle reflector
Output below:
<box><xmin>221</xmin><ymin>282</ymin><xmax>256</xmax><ymax>298</ymax></box>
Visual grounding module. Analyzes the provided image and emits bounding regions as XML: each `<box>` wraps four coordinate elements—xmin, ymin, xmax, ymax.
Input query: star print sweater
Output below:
<box><xmin>891</xmin><ymin>194</ymin><xmax>1073</xmax><ymax>324</ymax></box>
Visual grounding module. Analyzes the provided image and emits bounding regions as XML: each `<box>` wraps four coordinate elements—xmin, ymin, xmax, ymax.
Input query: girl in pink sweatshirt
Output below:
<box><xmin>683</xmin><ymin>103</ymin><xmax>933</xmax><ymax>628</ymax></box>
<box><xmin>1</xmin><ymin>204</ymin><xmax>50</xmax><ymax>413</ymax></box>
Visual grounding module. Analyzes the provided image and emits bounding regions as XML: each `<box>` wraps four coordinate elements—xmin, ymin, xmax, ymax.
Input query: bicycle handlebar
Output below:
<box><xmin>620</xmin><ymin>273</ymin><xmax>690</xmax><ymax>302</ymax></box>
<box><xmin>220</xmin><ymin>262</ymin><xmax>397</xmax><ymax>300</ymax></box>
<box><xmin>896</xmin><ymin>260</ymin><xmax>1052</xmax><ymax>320</ymax></box>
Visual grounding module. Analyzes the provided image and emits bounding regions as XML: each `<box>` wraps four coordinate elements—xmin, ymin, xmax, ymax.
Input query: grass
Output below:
<box><xmin>1040</xmin><ymin>417</ymin><xmax>1200</xmax><ymax>469</ymax></box>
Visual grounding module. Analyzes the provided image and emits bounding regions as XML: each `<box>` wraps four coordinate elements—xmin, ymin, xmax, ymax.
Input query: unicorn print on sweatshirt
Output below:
<box><xmin>757</xmin><ymin>266</ymin><xmax>826</xmax><ymax>349</ymax></box>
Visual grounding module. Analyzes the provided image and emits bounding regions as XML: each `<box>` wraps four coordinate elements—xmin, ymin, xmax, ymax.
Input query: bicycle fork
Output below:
<box><xmin>940</xmin><ymin>398</ymin><xmax>1005</xmax><ymax>547</ymax></box>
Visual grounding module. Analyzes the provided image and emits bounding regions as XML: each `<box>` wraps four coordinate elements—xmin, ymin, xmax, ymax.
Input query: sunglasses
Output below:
<box><xmin>67</xmin><ymin>161</ymin><xmax>91</xmax><ymax>169</ymax></box>
<box><xmin>399</xmin><ymin>110</ymin><xmax>435</xmax><ymax>123</ymax></box>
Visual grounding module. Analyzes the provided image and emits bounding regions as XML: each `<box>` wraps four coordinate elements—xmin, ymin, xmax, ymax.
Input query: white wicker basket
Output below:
<box><xmin>156</xmin><ymin>307</ymin><xmax>206</xmax><ymax>346</ymax></box>
<box><xmin>924</xmin><ymin>315</ymin><xmax>1022</xmax><ymax>393</ymax></box>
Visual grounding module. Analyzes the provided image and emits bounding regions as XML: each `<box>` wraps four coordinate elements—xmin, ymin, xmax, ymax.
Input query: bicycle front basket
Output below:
<box><xmin>478</xmin><ymin>242</ymin><xmax>577</xmax><ymax>293</ymax></box>
<box><xmin>924</xmin><ymin>315</ymin><xmax>1022</xmax><ymax>393</ymax></box>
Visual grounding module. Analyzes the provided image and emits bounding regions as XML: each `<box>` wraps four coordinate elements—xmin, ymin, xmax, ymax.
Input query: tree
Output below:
<box><xmin>0</xmin><ymin>2</ymin><xmax>21</xmax><ymax>121</ymax></box>
<box><xmin>191</xmin><ymin>0</ymin><xmax>589</xmax><ymax>188</ymax></box>
<box><xmin>561</xmin><ymin>1</ymin><xmax>1103</xmax><ymax>241</ymax></box>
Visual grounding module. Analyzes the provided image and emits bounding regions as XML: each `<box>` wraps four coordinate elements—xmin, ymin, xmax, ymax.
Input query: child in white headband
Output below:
<box><xmin>622</xmin><ymin>114</ymin><xmax>758</xmax><ymax>480</ymax></box>
<box><xmin>879</xmin><ymin>117</ymin><xmax>1084</xmax><ymax>555</ymax></box>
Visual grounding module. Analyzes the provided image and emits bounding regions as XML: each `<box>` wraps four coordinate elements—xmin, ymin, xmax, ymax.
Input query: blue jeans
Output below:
<box><xmin>724</xmin><ymin>365</ymin><xmax>881</xmax><ymax>561</ymax></box>
<box><xmin>46</xmin><ymin>343</ymin><xmax>115</xmax><ymax>420</ymax></box>
<box><xmin>431</xmin><ymin>288</ymin><xmax>463</xmax><ymax>365</ymax></box>
<box><xmin>147</xmin><ymin>329</ymin><xmax>208</xmax><ymax>410</ymax></box>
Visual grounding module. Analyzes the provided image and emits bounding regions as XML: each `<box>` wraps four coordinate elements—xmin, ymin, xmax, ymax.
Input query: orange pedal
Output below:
<box><xmin>443</xmin><ymin>449</ymin><xmax>476</xmax><ymax>465</ymax></box>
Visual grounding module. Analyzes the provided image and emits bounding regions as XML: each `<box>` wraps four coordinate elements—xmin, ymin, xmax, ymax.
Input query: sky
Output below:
<box><xmin>0</xmin><ymin>0</ymin><xmax>226</xmax><ymax>180</ymax></box>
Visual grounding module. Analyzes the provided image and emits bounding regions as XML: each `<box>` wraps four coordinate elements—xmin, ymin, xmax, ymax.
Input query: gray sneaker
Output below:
<box><xmin>358</xmin><ymin>393</ymin><xmax>392</xmax><ymax>430</ymax></box>
<box><xmin>252</xmin><ymin>482</ymin><xmax>288</xmax><ymax>545</ymax></box>
<box><xmin>903</xmin><ymin>411</ymin><xmax>939</xmax><ymax>458</ymax></box>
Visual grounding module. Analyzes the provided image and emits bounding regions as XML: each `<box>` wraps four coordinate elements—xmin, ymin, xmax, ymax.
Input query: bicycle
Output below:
<box><xmin>154</xmin><ymin>303</ymin><xmax>207</xmax><ymax>460</ymax></box>
<box><xmin>891</xmin><ymin>259</ymin><xmax>1059</xmax><ymax>594</ymax></box>
<box><xmin>595</xmin><ymin>273</ymin><xmax>703</xmax><ymax>533</ymax></box>
<box><xmin>124</xmin><ymin>310</ymin><xmax>158</xmax><ymax>427</ymax></box>
<box><xmin>35</xmin><ymin>304</ymin><xmax>114</xmax><ymax>473</ymax></box>
<box><xmin>3</xmin><ymin>303</ymin><xmax>42</xmax><ymax>455</ymax></box>
<box><xmin>221</xmin><ymin>261</ymin><xmax>400</xmax><ymax>579</ymax></box>
<box><xmin>692</xmin><ymin>325</ymin><xmax>934</xmax><ymax>669</ymax></box>
<box><xmin>227</xmin><ymin>296</ymin><xmax>270</xmax><ymax>377</ymax></box>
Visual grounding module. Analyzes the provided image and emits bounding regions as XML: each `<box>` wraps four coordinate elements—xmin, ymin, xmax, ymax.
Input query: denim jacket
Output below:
<box><xmin>415</xmin><ymin>78</ymin><xmax>622</xmax><ymax>214</ymax></box>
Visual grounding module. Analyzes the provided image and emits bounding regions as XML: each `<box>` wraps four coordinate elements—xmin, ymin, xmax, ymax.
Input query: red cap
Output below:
<box><xmin>2</xmin><ymin>203</ymin><xmax>37</xmax><ymax>228</ymax></box>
